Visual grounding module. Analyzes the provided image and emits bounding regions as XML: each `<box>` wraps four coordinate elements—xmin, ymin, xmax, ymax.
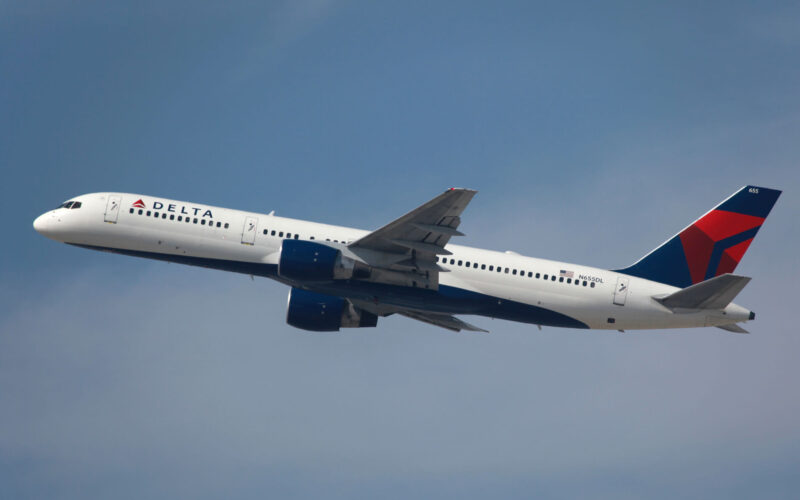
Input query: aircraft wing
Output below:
<box><xmin>349</xmin><ymin>299</ymin><xmax>488</xmax><ymax>333</ymax></box>
<box><xmin>398</xmin><ymin>311</ymin><xmax>489</xmax><ymax>333</ymax></box>
<box><xmin>348</xmin><ymin>188</ymin><xmax>476</xmax><ymax>273</ymax></box>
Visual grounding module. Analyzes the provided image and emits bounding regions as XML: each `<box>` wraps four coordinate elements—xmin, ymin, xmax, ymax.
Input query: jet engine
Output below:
<box><xmin>278</xmin><ymin>239</ymin><xmax>356</xmax><ymax>281</ymax></box>
<box><xmin>286</xmin><ymin>287</ymin><xmax>378</xmax><ymax>332</ymax></box>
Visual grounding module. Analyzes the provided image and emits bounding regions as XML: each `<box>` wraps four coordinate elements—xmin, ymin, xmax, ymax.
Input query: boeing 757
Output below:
<box><xmin>33</xmin><ymin>186</ymin><xmax>780</xmax><ymax>333</ymax></box>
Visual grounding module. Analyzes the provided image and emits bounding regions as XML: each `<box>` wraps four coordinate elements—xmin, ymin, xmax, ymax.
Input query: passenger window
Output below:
<box><xmin>489</xmin><ymin>265</ymin><xmax>494</xmax><ymax>271</ymax></box>
<box><xmin>567</xmin><ymin>278</ymin><xmax>572</xmax><ymax>284</ymax></box>
<box><xmin>310</xmin><ymin>236</ymin><xmax>315</xmax><ymax>240</ymax></box>
<box><xmin>505</xmin><ymin>268</ymin><xmax>509</xmax><ymax>274</ymax></box>
<box><xmin>512</xmin><ymin>269</ymin><xmax>517</xmax><ymax>275</ymax></box>
<box><xmin>129</xmin><ymin>208</ymin><xmax>134</xmax><ymax>214</ymax></box>
<box><xmin>138</xmin><ymin>209</ymin><xmax>143</xmax><ymax>215</ymax></box>
<box><xmin>481</xmin><ymin>264</ymin><xmax>486</xmax><ymax>270</ymax></box>
<box><xmin>543</xmin><ymin>274</ymin><xmax>548</xmax><ymax>280</ymax></box>
<box><xmin>559</xmin><ymin>277</ymin><xmax>564</xmax><ymax>282</ymax></box>
<box><xmin>590</xmin><ymin>282</ymin><xmax>595</xmax><ymax>288</ymax></box>
<box><xmin>582</xmin><ymin>281</ymin><xmax>587</xmax><ymax>286</ymax></box>
<box><xmin>224</xmin><ymin>223</ymin><xmax>229</xmax><ymax>229</ymax></box>
<box><xmin>458</xmin><ymin>260</ymin><xmax>462</xmax><ymax>266</ymax></box>
<box><xmin>201</xmin><ymin>219</ymin><xmax>206</xmax><ymax>225</ymax></box>
<box><xmin>146</xmin><ymin>211</ymin><xmax>151</xmax><ymax>216</ymax></box>
<box><xmin>294</xmin><ymin>235</ymin><xmax>299</xmax><ymax>239</ymax></box>
<box><xmin>193</xmin><ymin>218</ymin><xmax>198</xmax><ymax>224</ymax></box>
<box><xmin>170</xmin><ymin>214</ymin><xmax>175</xmax><ymax>220</ymax></box>
<box><xmin>536</xmin><ymin>273</ymin><xmax>540</xmax><ymax>278</ymax></box>
<box><xmin>271</xmin><ymin>230</ymin><xmax>276</xmax><ymax>236</ymax></box>
<box><xmin>473</xmin><ymin>263</ymin><xmax>478</xmax><ymax>268</ymax></box>
<box><xmin>263</xmin><ymin>229</ymin><xmax>267</xmax><ymax>234</ymax></box>
<box><xmin>287</xmin><ymin>233</ymin><xmax>292</xmax><ymax>238</ymax></box>
<box><xmin>551</xmin><ymin>276</ymin><xmax>556</xmax><ymax>281</ymax></box>
<box><xmin>216</xmin><ymin>222</ymin><xmax>221</xmax><ymax>227</ymax></box>
<box><xmin>162</xmin><ymin>213</ymin><xmax>167</xmax><ymax>219</ymax></box>
<box><xmin>465</xmin><ymin>261</ymin><xmax>470</xmax><ymax>267</ymax></box>
<box><xmin>279</xmin><ymin>232</ymin><xmax>284</xmax><ymax>237</ymax></box>
<box><xmin>154</xmin><ymin>212</ymin><xmax>159</xmax><ymax>217</ymax></box>
<box><xmin>178</xmin><ymin>216</ymin><xmax>182</xmax><ymax>221</ymax></box>
<box><xmin>528</xmin><ymin>272</ymin><xmax>532</xmax><ymax>277</ymax></box>
<box><xmin>497</xmin><ymin>267</ymin><xmax>502</xmax><ymax>273</ymax></box>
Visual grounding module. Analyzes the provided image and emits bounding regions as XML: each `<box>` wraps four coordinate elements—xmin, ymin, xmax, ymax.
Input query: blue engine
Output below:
<box><xmin>286</xmin><ymin>287</ymin><xmax>378</xmax><ymax>332</ymax></box>
<box><xmin>278</xmin><ymin>239</ymin><xmax>342</xmax><ymax>281</ymax></box>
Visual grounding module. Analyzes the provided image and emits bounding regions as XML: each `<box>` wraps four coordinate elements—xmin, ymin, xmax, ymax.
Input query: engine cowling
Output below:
<box><xmin>286</xmin><ymin>287</ymin><xmax>378</xmax><ymax>332</ymax></box>
<box><xmin>278</xmin><ymin>239</ymin><xmax>355</xmax><ymax>282</ymax></box>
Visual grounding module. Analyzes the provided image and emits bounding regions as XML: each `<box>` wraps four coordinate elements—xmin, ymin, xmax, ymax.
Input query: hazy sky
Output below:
<box><xmin>2</xmin><ymin>1</ymin><xmax>799</xmax><ymax>498</ymax></box>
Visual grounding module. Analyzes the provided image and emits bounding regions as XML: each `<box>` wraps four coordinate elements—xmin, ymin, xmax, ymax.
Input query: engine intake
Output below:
<box><xmin>286</xmin><ymin>287</ymin><xmax>378</xmax><ymax>332</ymax></box>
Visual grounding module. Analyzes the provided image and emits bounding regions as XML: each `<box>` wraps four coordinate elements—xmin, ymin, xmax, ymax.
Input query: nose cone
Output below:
<box><xmin>33</xmin><ymin>212</ymin><xmax>60</xmax><ymax>240</ymax></box>
<box><xmin>33</xmin><ymin>213</ymin><xmax>47</xmax><ymax>234</ymax></box>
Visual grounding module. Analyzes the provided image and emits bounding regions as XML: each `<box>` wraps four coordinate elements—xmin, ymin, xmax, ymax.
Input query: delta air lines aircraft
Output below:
<box><xmin>34</xmin><ymin>186</ymin><xmax>780</xmax><ymax>333</ymax></box>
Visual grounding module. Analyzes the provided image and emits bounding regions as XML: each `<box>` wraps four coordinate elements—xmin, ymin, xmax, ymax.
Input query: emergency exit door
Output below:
<box><xmin>613</xmin><ymin>277</ymin><xmax>629</xmax><ymax>306</ymax></box>
<box><xmin>104</xmin><ymin>195</ymin><xmax>121</xmax><ymax>223</ymax></box>
<box><xmin>241</xmin><ymin>217</ymin><xmax>258</xmax><ymax>245</ymax></box>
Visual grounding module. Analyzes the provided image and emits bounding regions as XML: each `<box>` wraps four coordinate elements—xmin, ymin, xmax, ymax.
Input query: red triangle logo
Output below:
<box><xmin>132</xmin><ymin>199</ymin><xmax>145</xmax><ymax>208</ymax></box>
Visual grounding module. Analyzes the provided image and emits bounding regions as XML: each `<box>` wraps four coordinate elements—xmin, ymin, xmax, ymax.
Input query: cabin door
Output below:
<box><xmin>104</xmin><ymin>195</ymin><xmax>121</xmax><ymax>223</ymax></box>
<box><xmin>613</xmin><ymin>277</ymin><xmax>629</xmax><ymax>306</ymax></box>
<box><xmin>241</xmin><ymin>216</ymin><xmax>258</xmax><ymax>245</ymax></box>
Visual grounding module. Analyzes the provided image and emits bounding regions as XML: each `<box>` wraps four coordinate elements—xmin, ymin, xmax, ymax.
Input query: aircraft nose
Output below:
<box><xmin>33</xmin><ymin>213</ymin><xmax>47</xmax><ymax>234</ymax></box>
<box><xmin>33</xmin><ymin>212</ymin><xmax>58</xmax><ymax>239</ymax></box>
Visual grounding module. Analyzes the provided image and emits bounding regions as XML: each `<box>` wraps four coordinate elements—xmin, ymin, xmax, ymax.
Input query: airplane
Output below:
<box><xmin>33</xmin><ymin>185</ymin><xmax>780</xmax><ymax>334</ymax></box>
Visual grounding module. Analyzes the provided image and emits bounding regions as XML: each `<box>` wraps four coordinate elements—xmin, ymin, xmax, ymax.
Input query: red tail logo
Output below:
<box><xmin>679</xmin><ymin>210</ymin><xmax>764</xmax><ymax>284</ymax></box>
<box><xmin>132</xmin><ymin>199</ymin><xmax>145</xmax><ymax>208</ymax></box>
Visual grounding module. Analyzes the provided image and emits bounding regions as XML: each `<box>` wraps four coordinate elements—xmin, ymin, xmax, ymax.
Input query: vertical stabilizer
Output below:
<box><xmin>615</xmin><ymin>186</ymin><xmax>781</xmax><ymax>288</ymax></box>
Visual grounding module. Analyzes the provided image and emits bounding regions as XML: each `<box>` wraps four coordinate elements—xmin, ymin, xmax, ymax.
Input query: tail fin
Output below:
<box><xmin>615</xmin><ymin>185</ymin><xmax>781</xmax><ymax>288</ymax></box>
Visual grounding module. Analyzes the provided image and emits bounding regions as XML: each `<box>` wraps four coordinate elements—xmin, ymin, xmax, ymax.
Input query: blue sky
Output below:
<box><xmin>2</xmin><ymin>1</ymin><xmax>799</xmax><ymax>498</ymax></box>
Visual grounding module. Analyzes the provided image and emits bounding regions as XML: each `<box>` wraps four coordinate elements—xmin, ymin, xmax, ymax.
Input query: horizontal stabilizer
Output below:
<box><xmin>655</xmin><ymin>273</ymin><xmax>751</xmax><ymax>310</ymax></box>
<box><xmin>717</xmin><ymin>323</ymin><xmax>749</xmax><ymax>334</ymax></box>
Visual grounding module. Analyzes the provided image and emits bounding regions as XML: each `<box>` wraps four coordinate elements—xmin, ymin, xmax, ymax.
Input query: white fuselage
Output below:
<box><xmin>33</xmin><ymin>192</ymin><xmax>753</xmax><ymax>331</ymax></box>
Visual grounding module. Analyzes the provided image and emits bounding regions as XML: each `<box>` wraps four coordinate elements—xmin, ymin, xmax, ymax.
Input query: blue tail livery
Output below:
<box><xmin>615</xmin><ymin>186</ymin><xmax>781</xmax><ymax>288</ymax></box>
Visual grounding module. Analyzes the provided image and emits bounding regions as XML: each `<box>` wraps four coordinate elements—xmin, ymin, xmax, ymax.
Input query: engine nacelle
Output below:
<box><xmin>286</xmin><ymin>287</ymin><xmax>378</xmax><ymax>332</ymax></box>
<box><xmin>278</xmin><ymin>239</ymin><xmax>354</xmax><ymax>282</ymax></box>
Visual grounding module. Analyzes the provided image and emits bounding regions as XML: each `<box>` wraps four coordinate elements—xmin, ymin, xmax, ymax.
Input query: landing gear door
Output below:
<box><xmin>613</xmin><ymin>277</ymin><xmax>629</xmax><ymax>306</ymax></box>
<box><xmin>104</xmin><ymin>195</ymin><xmax>121</xmax><ymax>223</ymax></box>
<box><xmin>241</xmin><ymin>216</ymin><xmax>258</xmax><ymax>245</ymax></box>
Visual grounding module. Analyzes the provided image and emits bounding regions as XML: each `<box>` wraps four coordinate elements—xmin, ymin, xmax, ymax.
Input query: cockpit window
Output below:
<box><xmin>70</xmin><ymin>201</ymin><xmax>82</xmax><ymax>209</ymax></box>
<box><xmin>59</xmin><ymin>201</ymin><xmax>74</xmax><ymax>209</ymax></box>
